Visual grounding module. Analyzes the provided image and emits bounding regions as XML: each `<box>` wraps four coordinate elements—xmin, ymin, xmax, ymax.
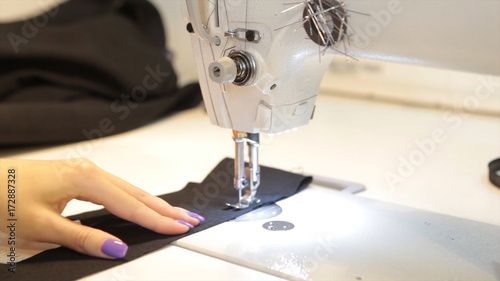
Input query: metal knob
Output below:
<box><xmin>208</xmin><ymin>51</ymin><xmax>257</xmax><ymax>86</ymax></box>
<box><xmin>209</xmin><ymin>57</ymin><xmax>237</xmax><ymax>84</ymax></box>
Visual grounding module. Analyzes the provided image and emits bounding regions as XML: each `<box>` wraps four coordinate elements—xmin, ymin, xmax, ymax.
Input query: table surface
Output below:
<box><xmin>1</xmin><ymin>93</ymin><xmax>499</xmax><ymax>280</ymax></box>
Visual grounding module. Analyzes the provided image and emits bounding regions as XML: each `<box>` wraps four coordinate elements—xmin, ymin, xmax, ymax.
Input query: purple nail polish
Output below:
<box><xmin>187</xmin><ymin>211</ymin><xmax>206</xmax><ymax>222</ymax></box>
<box><xmin>176</xmin><ymin>220</ymin><xmax>194</xmax><ymax>228</ymax></box>
<box><xmin>101</xmin><ymin>239</ymin><xmax>128</xmax><ymax>258</ymax></box>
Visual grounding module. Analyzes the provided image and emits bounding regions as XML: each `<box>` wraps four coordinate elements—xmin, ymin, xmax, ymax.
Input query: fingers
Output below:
<box><xmin>79</xmin><ymin>161</ymin><xmax>204</xmax><ymax>227</ymax></box>
<box><xmin>83</xmin><ymin>181</ymin><xmax>193</xmax><ymax>235</ymax></box>
<box><xmin>102</xmin><ymin>173</ymin><xmax>203</xmax><ymax>226</ymax></box>
<box><xmin>67</xmin><ymin>159</ymin><xmax>201</xmax><ymax>235</ymax></box>
<box><xmin>48</xmin><ymin>214</ymin><xmax>128</xmax><ymax>259</ymax></box>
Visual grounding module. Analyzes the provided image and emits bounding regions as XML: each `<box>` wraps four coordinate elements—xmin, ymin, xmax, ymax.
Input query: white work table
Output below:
<box><xmin>1</xmin><ymin>93</ymin><xmax>499</xmax><ymax>280</ymax></box>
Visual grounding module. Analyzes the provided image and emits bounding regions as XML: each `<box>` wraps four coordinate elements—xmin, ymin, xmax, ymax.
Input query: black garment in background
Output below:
<box><xmin>0</xmin><ymin>158</ymin><xmax>312</xmax><ymax>281</ymax></box>
<box><xmin>0</xmin><ymin>0</ymin><xmax>202</xmax><ymax>146</ymax></box>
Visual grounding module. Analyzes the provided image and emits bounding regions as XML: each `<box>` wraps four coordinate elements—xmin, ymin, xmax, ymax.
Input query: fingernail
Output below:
<box><xmin>176</xmin><ymin>220</ymin><xmax>194</xmax><ymax>228</ymax></box>
<box><xmin>187</xmin><ymin>211</ymin><xmax>205</xmax><ymax>222</ymax></box>
<box><xmin>101</xmin><ymin>239</ymin><xmax>128</xmax><ymax>258</ymax></box>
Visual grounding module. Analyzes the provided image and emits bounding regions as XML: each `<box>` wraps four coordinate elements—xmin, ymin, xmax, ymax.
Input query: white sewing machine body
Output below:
<box><xmin>183</xmin><ymin>0</ymin><xmax>342</xmax><ymax>134</ymax></box>
<box><xmin>184</xmin><ymin>0</ymin><xmax>353</xmax><ymax>208</ymax></box>
<box><xmin>174</xmin><ymin>1</ymin><xmax>500</xmax><ymax>279</ymax></box>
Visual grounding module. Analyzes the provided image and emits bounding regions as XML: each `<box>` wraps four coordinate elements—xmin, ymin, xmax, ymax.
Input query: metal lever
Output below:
<box><xmin>186</xmin><ymin>0</ymin><xmax>221</xmax><ymax>45</ymax></box>
<box><xmin>225</xmin><ymin>28</ymin><xmax>262</xmax><ymax>43</ymax></box>
<box><xmin>228</xmin><ymin>131</ymin><xmax>261</xmax><ymax>209</ymax></box>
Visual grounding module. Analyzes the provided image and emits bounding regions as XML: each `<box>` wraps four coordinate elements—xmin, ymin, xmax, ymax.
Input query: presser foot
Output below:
<box><xmin>226</xmin><ymin>189</ymin><xmax>261</xmax><ymax>209</ymax></box>
<box><xmin>227</xmin><ymin>131</ymin><xmax>261</xmax><ymax>209</ymax></box>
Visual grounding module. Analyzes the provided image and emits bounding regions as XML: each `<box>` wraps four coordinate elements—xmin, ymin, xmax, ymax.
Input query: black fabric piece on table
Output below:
<box><xmin>0</xmin><ymin>158</ymin><xmax>311</xmax><ymax>280</ymax></box>
<box><xmin>0</xmin><ymin>0</ymin><xmax>202</xmax><ymax>146</ymax></box>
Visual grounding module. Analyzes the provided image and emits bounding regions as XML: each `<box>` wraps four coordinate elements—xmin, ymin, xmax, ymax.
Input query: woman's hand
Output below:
<box><xmin>0</xmin><ymin>158</ymin><xmax>205</xmax><ymax>259</ymax></box>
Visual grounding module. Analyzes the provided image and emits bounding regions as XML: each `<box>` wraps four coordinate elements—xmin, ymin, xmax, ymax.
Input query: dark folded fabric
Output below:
<box><xmin>0</xmin><ymin>0</ymin><xmax>202</xmax><ymax>146</ymax></box>
<box><xmin>0</xmin><ymin>158</ymin><xmax>312</xmax><ymax>280</ymax></box>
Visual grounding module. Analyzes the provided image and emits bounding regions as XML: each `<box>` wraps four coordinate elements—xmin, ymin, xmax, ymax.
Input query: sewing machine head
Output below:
<box><xmin>184</xmin><ymin>0</ymin><xmax>349</xmax><ymax>208</ymax></box>
<box><xmin>185</xmin><ymin>0</ymin><xmax>348</xmax><ymax>134</ymax></box>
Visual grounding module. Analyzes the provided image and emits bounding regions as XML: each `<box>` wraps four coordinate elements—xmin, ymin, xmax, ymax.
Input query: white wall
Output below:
<box><xmin>0</xmin><ymin>0</ymin><xmax>64</xmax><ymax>22</ymax></box>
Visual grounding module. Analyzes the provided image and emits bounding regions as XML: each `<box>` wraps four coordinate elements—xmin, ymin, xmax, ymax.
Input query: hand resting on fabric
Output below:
<box><xmin>0</xmin><ymin>158</ymin><xmax>205</xmax><ymax>259</ymax></box>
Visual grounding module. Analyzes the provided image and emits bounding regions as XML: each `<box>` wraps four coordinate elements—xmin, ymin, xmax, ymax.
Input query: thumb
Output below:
<box><xmin>50</xmin><ymin>215</ymin><xmax>128</xmax><ymax>259</ymax></box>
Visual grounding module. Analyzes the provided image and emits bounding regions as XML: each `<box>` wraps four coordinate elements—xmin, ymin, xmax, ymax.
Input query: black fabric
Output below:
<box><xmin>0</xmin><ymin>158</ymin><xmax>312</xmax><ymax>280</ymax></box>
<box><xmin>0</xmin><ymin>0</ymin><xmax>202</xmax><ymax>146</ymax></box>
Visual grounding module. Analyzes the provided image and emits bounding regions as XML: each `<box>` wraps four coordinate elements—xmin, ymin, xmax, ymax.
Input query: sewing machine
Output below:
<box><xmin>81</xmin><ymin>0</ymin><xmax>499</xmax><ymax>279</ymax></box>
<box><xmin>184</xmin><ymin>0</ymin><xmax>500</xmax><ymax>208</ymax></box>
<box><xmin>184</xmin><ymin>0</ymin><xmax>351</xmax><ymax>208</ymax></box>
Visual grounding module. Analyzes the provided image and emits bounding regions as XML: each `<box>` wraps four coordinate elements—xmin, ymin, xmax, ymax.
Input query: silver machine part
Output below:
<box><xmin>225</xmin><ymin>28</ymin><xmax>262</xmax><ymax>43</ymax></box>
<box><xmin>185</xmin><ymin>0</ymin><xmax>220</xmax><ymax>45</ymax></box>
<box><xmin>228</xmin><ymin>131</ymin><xmax>261</xmax><ymax>209</ymax></box>
<box><xmin>208</xmin><ymin>51</ymin><xmax>257</xmax><ymax>89</ymax></box>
